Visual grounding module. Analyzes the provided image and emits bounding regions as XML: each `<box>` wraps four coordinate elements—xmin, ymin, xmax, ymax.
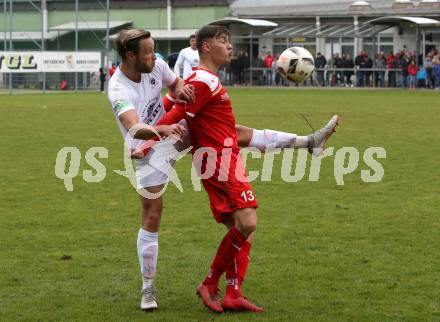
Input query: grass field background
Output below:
<box><xmin>1</xmin><ymin>89</ymin><xmax>439</xmax><ymax>321</ymax></box>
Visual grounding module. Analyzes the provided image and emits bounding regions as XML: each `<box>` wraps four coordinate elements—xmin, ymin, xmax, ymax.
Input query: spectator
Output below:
<box><xmin>230</xmin><ymin>52</ymin><xmax>239</xmax><ymax>84</ymax></box>
<box><xmin>333</xmin><ymin>53</ymin><xmax>343</xmax><ymax>86</ymax></box>
<box><xmin>424</xmin><ymin>53</ymin><xmax>434</xmax><ymax>89</ymax></box>
<box><xmin>255</xmin><ymin>55</ymin><xmax>265</xmax><ymax>85</ymax></box>
<box><xmin>416</xmin><ymin>66</ymin><xmax>427</xmax><ymax>88</ymax></box>
<box><xmin>342</xmin><ymin>53</ymin><xmax>354</xmax><ymax>87</ymax></box>
<box><xmin>99</xmin><ymin>67</ymin><xmax>106</xmax><ymax>93</ymax></box>
<box><xmin>355</xmin><ymin>51</ymin><xmax>366</xmax><ymax>87</ymax></box>
<box><xmin>401</xmin><ymin>53</ymin><xmax>409</xmax><ymax>88</ymax></box>
<box><xmin>407</xmin><ymin>60</ymin><xmax>418</xmax><ymax>89</ymax></box>
<box><xmin>263</xmin><ymin>52</ymin><xmax>274</xmax><ymax>85</ymax></box>
<box><xmin>237</xmin><ymin>51</ymin><xmax>245</xmax><ymax>84</ymax></box>
<box><xmin>272</xmin><ymin>55</ymin><xmax>283</xmax><ymax>86</ymax></box>
<box><xmin>434</xmin><ymin>61</ymin><xmax>440</xmax><ymax>90</ymax></box>
<box><xmin>108</xmin><ymin>63</ymin><xmax>116</xmax><ymax>78</ymax></box>
<box><xmin>394</xmin><ymin>52</ymin><xmax>404</xmax><ymax>87</ymax></box>
<box><xmin>374</xmin><ymin>52</ymin><xmax>386</xmax><ymax>87</ymax></box>
<box><xmin>315</xmin><ymin>52</ymin><xmax>327</xmax><ymax>86</ymax></box>
<box><xmin>244</xmin><ymin>52</ymin><xmax>250</xmax><ymax>82</ymax></box>
<box><xmin>386</xmin><ymin>52</ymin><xmax>396</xmax><ymax>87</ymax></box>
<box><xmin>364</xmin><ymin>53</ymin><xmax>373</xmax><ymax>87</ymax></box>
<box><xmin>237</xmin><ymin>51</ymin><xmax>249</xmax><ymax>84</ymax></box>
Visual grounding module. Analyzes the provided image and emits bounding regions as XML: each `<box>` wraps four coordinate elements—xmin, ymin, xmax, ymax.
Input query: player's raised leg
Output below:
<box><xmin>306</xmin><ymin>115</ymin><xmax>339</xmax><ymax>156</ymax></box>
<box><xmin>236</xmin><ymin>114</ymin><xmax>339</xmax><ymax>155</ymax></box>
<box><xmin>137</xmin><ymin>185</ymin><xmax>163</xmax><ymax>311</ymax></box>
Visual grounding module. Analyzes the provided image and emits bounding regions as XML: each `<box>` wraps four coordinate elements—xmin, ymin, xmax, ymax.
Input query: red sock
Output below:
<box><xmin>225</xmin><ymin>240</ymin><xmax>251</xmax><ymax>298</ymax></box>
<box><xmin>203</xmin><ymin>226</ymin><xmax>247</xmax><ymax>287</ymax></box>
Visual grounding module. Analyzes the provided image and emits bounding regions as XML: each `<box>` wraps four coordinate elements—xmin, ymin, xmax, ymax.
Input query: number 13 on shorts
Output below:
<box><xmin>241</xmin><ymin>190</ymin><xmax>255</xmax><ymax>202</ymax></box>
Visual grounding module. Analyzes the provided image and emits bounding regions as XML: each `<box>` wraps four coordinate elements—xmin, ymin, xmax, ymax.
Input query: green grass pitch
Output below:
<box><xmin>1</xmin><ymin>88</ymin><xmax>439</xmax><ymax>321</ymax></box>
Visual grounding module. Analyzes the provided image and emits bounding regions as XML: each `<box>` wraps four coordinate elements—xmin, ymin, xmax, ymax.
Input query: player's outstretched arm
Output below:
<box><xmin>130</xmin><ymin>106</ymin><xmax>186</xmax><ymax>159</ymax></box>
<box><xmin>119</xmin><ymin>109</ymin><xmax>184</xmax><ymax>141</ymax></box>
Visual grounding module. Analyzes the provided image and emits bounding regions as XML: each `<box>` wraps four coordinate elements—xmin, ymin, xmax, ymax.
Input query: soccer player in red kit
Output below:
<box><xmin>138</xmin><ymin>25</ymin><xmax>339</xmax><ymax>313</ymax></box>
<box><xmin>182</xmin><ymin>25</ymin><xmax>262</xmax><ymax>313</ymax></box>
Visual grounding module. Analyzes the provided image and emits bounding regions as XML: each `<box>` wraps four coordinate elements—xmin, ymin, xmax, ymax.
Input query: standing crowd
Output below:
<box><xmin>313</xmin><ymin>48</ymin><xmax>440</xmax><ymax>89</ymax></box>
<box><xmin>101</xmin><ymin>47</ymin><xmax>440</xmax><ymax>90</ymax></box>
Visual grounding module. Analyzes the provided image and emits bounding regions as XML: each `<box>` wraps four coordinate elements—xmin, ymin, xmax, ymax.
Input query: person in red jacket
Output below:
<box><xmin>386</xmin><ymin>52</ymin><xmax>396</xmax><ymax>87</ymax></box>
<box><xmin>263</xmin><ymin>52</ymin><xmax>274</xmax><ymax>85</ymax></box>
<box><xmin>108</xmin><ymin>63</ymin><xmax>116</xmax><ymax>77</ymax></box>
<box><xmin>407</xmin><ymin>60</ymin><xmax>418</xmax><ymax>89</ymax></box>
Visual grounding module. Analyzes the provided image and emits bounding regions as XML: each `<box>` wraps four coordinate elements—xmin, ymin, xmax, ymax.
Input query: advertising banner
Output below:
<box><xmin>0</xmin><ymin>52</ymin><xmax>101</xmax><ymax>73</ymax></box>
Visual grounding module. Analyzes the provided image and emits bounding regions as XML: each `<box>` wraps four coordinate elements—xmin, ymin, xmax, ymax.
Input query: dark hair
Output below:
<box><xmin>189</xmin><ymin>34</ymin><xmax>196</xmax><ymax>41</ymax></box>
<box><xmin>115</xmin><ymin>29</ymin><xmax>151</xmax><ymax>61</ymax></box>
<box><xmin>196</xmin><ymin>25</ymin><xmax>230</xmax><ymax>56</ymax></box>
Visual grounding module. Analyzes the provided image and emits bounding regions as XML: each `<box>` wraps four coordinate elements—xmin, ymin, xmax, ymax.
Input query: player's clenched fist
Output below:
<box><xmin>175</xmin><ymin>84</ymin><xmax>195</xmax><ymax>104</ymax></box>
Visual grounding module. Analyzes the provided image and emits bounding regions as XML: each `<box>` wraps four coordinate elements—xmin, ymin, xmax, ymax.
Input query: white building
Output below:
<box><xmin>216</xmin><ymin>0</ymin><xmax>440</xmax><ymax>60</ymax></box>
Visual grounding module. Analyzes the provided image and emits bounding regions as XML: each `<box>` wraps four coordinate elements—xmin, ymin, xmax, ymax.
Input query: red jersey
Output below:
<box><xmin>179</xmin><ymin>68</ymin><xmax>239</xmax><ymax>155</ymax></box>
<box><xmin>177</xmin><ymin>67</ymin><xmax>257</xmax><ymax>221</ymax></box>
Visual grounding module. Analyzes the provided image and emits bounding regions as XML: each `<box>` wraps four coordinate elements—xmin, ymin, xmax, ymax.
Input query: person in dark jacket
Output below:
<box><xmin>400</xmin><ymin>54</ymin><xmax>409</xmax><ymax>88</ymax></box>
<box><xmin>393</xmin><ymin>52</ymin><xmax>402</xmax><ymax>87</ymax></box>
<box><xmin>342</xmin><ymin>53</ymin><xmax>354</xmax><ymax>87</ymax></box>
<box><xmin>374</xmin><ymin>52</ymin><xmax>386</xmax><ymax>87</ymax></box>
<box><xmin>333</xmin><ymin>53</ymin><xmax>343</xmax><ymax>86</ymax></box>
<box><xmin>433</xmin><ymin>61</ymin><xmax>440</xmax><ymax>89</ymax></box>
<box><xmin>386</xmin><ymin>52</ymin><xmax>396</xmax><ymax>87</ymax></box>
<box><xmin>364</xmin><ymin>54</ymin><xmax>373</xmax><ymax>87</ymax></box>
<box><xmin>99</xmin><ymin>67</ymin><xmax>106</xmax><ymax>92</ymax></box>
<box><xmin>354</xmin><ymin>51</ymin><xmax>366</xmax><ymax>87</ymax></box>
<box><xmin>315</xmin><ymin>52</ymin><xmax>327</xmax><ymax>86</ymax></box>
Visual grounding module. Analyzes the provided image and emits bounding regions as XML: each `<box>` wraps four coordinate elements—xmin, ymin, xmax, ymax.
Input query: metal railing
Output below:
<box><xmin>0</xmin><ymin>72</ymin><xmax>102</xmax><ymax>93</ymax></box>
<box><xmin>219</xmin><ymin>67</ymin><xmax>436</xmax><ymax>88</ymax></box>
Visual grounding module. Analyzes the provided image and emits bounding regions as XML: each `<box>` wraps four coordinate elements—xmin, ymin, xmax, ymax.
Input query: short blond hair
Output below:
<box><xmin>115</xmin><ymin>29</ymin><xmax>151</xmax><ymax>61</ymax></box>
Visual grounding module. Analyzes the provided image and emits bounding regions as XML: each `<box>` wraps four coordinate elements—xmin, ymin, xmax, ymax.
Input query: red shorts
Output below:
<box><xmin>202</xmin><ymin>177</ymin><xmax>258</xmax><ymax>223</ymax></box>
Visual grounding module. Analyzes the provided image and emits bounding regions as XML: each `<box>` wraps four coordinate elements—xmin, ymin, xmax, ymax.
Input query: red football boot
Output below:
<box><xmin>222</xmin><ymin>295</ymin><xmax>264</xmax><ymax>312</ymax></box>
<box><xmin>196</xmin><ymin>284</ymin><xmax>224</xmax><ymax>313</ymax></box>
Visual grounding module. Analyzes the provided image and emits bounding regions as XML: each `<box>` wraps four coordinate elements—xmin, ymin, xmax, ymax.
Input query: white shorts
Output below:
<box><xmin>135</xmin><ymin>120</ymin><xmax>190</xmax><ymax>189</ymax></box>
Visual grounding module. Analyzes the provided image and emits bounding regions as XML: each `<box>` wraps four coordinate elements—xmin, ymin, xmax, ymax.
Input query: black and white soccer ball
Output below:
<box><xmin>277</xmin><ymin>47</ymin><xmax>315</xmax><ymax>84</ymax></box>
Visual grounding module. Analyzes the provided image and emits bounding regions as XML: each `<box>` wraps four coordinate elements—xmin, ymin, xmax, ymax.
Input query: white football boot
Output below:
<box><xmin>307</xmin><ymin>115</ymin><xmax>339</xmax><ymax>156</ymax></box>
<box><xmin>140</xmin><ymin>283</ymin><xmax>158</xmax><ymax>311</ymax></box>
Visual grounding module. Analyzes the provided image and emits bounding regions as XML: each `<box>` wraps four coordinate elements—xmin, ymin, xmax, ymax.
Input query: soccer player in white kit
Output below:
<box><xmin>174</xmin><ymin>34</ymin><xmax>199</xmax><ymax>79</ymax></box>
<box><xmin>107</xmin><ymin>29</ymin><xmax>194</xmax><ymax>312</ymax></box>
<box><xmin>107</xmin><ymin>28</ymin><xmax>338</xmax><ymax>313</ymax></box>
<box><xmin>163</xmin><ymin>34</ymin><xmax>200</xmax><ymax>108</ymax></box>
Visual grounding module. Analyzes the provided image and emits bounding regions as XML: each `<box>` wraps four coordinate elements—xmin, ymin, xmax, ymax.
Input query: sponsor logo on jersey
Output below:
<box><xmin>113</xmin><ymin>100</ymin><xmax>131</xmax><ymax>113</ymax></box>
<box><xmin>142</xmin><ymin>97</ymin><xmax>162</xmax><ymax>125</ymax></box>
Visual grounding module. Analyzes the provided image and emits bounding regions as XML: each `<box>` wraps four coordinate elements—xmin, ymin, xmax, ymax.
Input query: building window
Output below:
<box><xmin>379</xmin><ymin>36</ymin><xmax>393</xmax><ymax>42</ymax></box>
<box><xmin>341</xmin><ymin>45</ymin><xmax>354</xmax><ymax>57</ymax></box>
<box><xmin>325</xmin><ymin>38</ymin><xmax>339</xmax><ymax>44</ymax></box>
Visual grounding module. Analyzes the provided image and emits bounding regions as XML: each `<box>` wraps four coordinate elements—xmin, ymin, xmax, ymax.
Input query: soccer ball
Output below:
<box><xmin>277</xmin><ymin>47</ymin><xmax>315</xmax><ymax>84</ymax></box>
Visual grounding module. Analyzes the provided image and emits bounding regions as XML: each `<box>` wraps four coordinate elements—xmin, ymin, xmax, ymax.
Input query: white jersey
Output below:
<box><xmin>174</xmin><ymin>47</ymin><xmax>199</xmax><ymax>79</ymax></box>
<box><xmin>107</xmin><ymin>58</ymin><xmax>176</xmax><ymax>150</ymax></box>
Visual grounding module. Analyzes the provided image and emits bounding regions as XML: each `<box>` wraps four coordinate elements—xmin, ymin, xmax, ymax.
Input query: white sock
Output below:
<box><xmin>249</xmin><ymin>129</ymin><xmax>309</xmax><ymax>151</ymax></box>
<box><xmin>137</xmin><ymin>228</ymin><xmax>158</xmax><ymax>290</ymax></box>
